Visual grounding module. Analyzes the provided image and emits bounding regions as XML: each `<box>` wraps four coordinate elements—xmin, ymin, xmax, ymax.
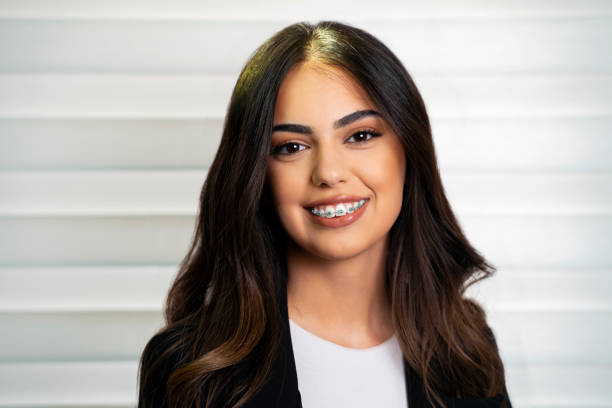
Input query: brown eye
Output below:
<box><xmin>347</xmin><ymin>129</ymin><xmax>382</xmax><ymax>144</ymax></box>
<box><xmin>271</xmin><ymin>142</ymin><xmax>307</xmax><ymax>156</ymax></box>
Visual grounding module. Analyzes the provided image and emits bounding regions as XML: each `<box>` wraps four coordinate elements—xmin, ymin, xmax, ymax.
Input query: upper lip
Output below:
<box><xmin>304</xmin><ymin>195</ymin><xmax>369</xmax><ymax>208</ymax></box>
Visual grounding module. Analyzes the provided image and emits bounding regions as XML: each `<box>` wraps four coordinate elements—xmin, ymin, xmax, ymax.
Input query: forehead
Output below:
<box><xmin>273</xmin><ymin>62</ymin><xmax>375</xmax><ymax>122</ymax></box>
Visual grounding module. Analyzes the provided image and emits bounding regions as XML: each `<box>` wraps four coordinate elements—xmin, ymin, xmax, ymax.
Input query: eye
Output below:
<box><xmin>271</xmin><ymin>142</ymin><xmax>308</xmax><ymax>156</ymax></box>
<box><xmin>346</xmin><ymin>129</ymin><xmax>382</xmax><ymax>144</ymax></box>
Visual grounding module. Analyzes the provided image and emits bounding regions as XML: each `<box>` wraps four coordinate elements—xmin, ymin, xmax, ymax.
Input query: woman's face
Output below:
<box><xmin>266</xmin><ymin>62</ymin><xmax>406</xmax><ymax>261</ymax></box>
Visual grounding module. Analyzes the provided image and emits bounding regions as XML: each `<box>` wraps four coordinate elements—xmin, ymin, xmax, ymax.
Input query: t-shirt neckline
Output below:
<box><xmin>289</xmin><ymin>317</ymin><xmax>397</xmax><ymax>352</ymax></box>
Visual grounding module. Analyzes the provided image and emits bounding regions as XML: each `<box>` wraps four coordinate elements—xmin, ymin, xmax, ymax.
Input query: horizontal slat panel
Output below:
<box><xmin>0</xmin><ymin>0</ymin><xmax>610</xmax><ymax>19</ymax></box>
<box><xmin>504</xmin><ymin>364</ymin><xmax>612</xmax><ymax>406</ymax></box>
<box><xmin>0</xmin><ymin>361</ymin><xmax>138</xmax><ymax>405</ymax></box>
<box><xmin>0</xmin><ymin>171</ymin><xmax>204</xmax><ymax>216</ymax></box>
<box><xmin>1</xmin><ymin>171</ymin><xmax>610</xmax><ymax>216</ymax></box>
<box><xmin>0</xmin><ymin>405</ymin><xmax>131</xmax><ymax>408</ymax></box>
<box><xmin>1</xmin><ymin>117</ymin><xmax>611</xmax><ymax>171</ymax></box>
<box><xmin>0</xmin><ymin>74</ymin><xmax>230</xmax><ymax>118</ymax></box>
<box><xmin>442</xmin><ymin>172</ymin><xmax>612</xmax><ymax>215</ymax></box>
<box><xmin>0</xmin><ymin>311</ymin><xmax>163</xmax><ymax>361</ymax></box>
<box><xmin>0</xmin><ymin>215</ymin><xmax>609</xmax><ymax>267</ymax></box>
<box><xmin>461</xmin><ymin>215</ymin><xmax>612</xmax><ymax>269</ymax></box>
<box><xmin>0</xmin><ymin>362</ymin><xmax>610</xmax><ymax>406</ymax></box>
<box><xmin>486</xmin><ymin>310</ymin><xmax>612</xmax><ymax>364</ymax></box>
<box><xmin>0</xmin><ymin>215</ymin><xmax>195</xmax><ymax>266</ymax></box>
<box><xmin>1</xmin><ymin>74</ymin><xmax>610</xmax><ymax>118</ymax></box>
<box><xmin>0</xmin><ymin>266</ymin><xmax>175</xmax><ymax>312</ymax></box>
<box><xmin>0</xmin><ymin>20</ymin><xmax>277</xmax><ymax>74</ymax></box>
<box><xmin>0</xmin><ymin>119</ymin><xmax>221</xmax><ymax>170</ymax></box>
<box><xmin>433</xmin><ymin>117</ymin><xmax>612</xmax><ymax>171</ymax></box>
<box><xmin>1</xmin><ymin>18</ymin><xmax>610</xmax><ymax>73</ymax></box>
<box><xmin>2</xmin><ymin>267</ymin><xmax>609</xmax><ymax>312</ymax></box>
<box><xmin>0</xmin><ymin>310</ymin><xmax>609</xmax><ymax>364</ymax></box>
<box><xmin>465</xmin><ymin>269</ymin><xmax>612</xmax><ymax>311</ymax></box>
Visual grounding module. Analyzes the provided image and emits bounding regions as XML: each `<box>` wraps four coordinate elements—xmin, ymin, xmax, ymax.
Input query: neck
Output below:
<box><xmin>285</xmin><ymin>235</ymin><xmax>394</xmax><ymax>348</ymax></box>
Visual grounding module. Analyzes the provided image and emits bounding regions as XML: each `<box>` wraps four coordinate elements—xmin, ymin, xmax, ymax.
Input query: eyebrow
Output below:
<box><xmin>272</xmin><ymin>109</ymin><xmax>382</xmax><ymax>134</ymax></box>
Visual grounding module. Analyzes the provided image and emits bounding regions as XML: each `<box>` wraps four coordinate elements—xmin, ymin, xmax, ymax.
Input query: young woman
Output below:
<box><xmin>138</xmin><ymin>21</ymin><xmax>512</xmax><ymax>408</ymax></box>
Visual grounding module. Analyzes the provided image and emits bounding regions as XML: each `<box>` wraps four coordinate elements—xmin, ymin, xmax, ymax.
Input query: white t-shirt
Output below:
<box><xmin>289</xmin><ymin>318</ymin><xmax>408</xmax><ymax>407</ymax></box>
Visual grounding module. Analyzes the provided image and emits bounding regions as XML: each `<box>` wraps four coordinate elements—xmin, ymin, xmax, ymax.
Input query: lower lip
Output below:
<box><xmin>304</xmin><ymin>199</ymin><xmax>369</xmax><ymax>228</ymax></box>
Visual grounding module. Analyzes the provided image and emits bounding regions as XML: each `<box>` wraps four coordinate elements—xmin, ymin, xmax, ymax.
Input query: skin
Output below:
<box><xmin>266</xmin><ymin>61</ymin><xmax>406</xmax><ymax>349</ymax></box>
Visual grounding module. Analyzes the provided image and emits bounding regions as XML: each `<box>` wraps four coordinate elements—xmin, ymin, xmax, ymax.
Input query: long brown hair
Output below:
<box><xmin>138</xmin><ymin>20</ymin><xmax>507</xmax><ymax>408</ymax></box>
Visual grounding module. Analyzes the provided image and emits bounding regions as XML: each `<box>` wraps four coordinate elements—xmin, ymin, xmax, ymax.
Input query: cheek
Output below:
<box><xmin>267</xmin><ymin>164</ymin><xmax>305</xmax><ymax>208</ymax></box>
<box><xmin>362</xmin><ymin>145</ymin><xmax>405</xmax><ymax>195</ymax></box>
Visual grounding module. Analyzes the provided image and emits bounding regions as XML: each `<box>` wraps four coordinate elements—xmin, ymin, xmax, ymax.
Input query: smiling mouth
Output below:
<box><xmin>301</xmin><ymin>198</ymin><xmax>369</xmax><ymax>228</ymax></box>
<box><xmin>305</xmin><ymin>198</ymin><xmax>369</xmax><ymax>218</ymax></box>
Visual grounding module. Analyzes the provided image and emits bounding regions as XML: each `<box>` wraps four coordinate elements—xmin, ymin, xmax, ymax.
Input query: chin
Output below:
<box><xmin>300</xmin><ymin>240</ymin><xmax>370</xmax><ymax>261</ymax></box>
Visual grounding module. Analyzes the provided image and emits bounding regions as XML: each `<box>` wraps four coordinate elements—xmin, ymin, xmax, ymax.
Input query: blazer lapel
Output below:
<box><xmin>276</xmin><ymin>260</ymin><xmax>303</xmax><ymax>407</ymax></box>
<box><xmin>240</xmin><ymin>260</ymin><xmax>301</xmax><ymax>408</ymax></box>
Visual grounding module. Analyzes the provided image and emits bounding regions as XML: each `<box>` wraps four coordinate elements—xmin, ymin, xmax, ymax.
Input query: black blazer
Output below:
<box><xmin>139</xmin><ymin>266</ymin><xmax>512</xmax><ymax>408</ymax></box>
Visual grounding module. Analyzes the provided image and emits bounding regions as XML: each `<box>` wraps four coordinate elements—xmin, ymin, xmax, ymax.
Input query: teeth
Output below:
<box><xmin>327</xmin><ymin>204</ymin><xmax>346</xmax><ymax>218</ymax></box>
<box><xmin>310</xmin><ymin>199</ymin><xmax>367</xmax><ymax>218</ymax></box>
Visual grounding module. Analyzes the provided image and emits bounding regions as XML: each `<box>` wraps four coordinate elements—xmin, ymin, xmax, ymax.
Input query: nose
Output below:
<box><xmin>310</xmin><ymin>141</ymin><xmax>349</xmax><ymax>187</ymax></box>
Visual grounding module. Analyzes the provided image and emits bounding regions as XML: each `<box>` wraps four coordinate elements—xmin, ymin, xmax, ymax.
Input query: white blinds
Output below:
<box><xmin>0</xmin><ymin>1</ymin><xmax>611</xmax><ymax>406</ymax></box>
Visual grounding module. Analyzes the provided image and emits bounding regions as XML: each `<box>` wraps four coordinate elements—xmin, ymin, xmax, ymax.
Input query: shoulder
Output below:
<box><xmin>443</xmin><ymin>383</ymin><xmax>512</xmax><ymax>408</ymax></box>
<box><xmin>138</xmin><ymin>325</ymin><xmax>192</xmax><ymax>408</ymax></box>
<box><xmin>140</xmin><ymin>324</ymin><xmax>188</xmax><ymax>371</ymax></box>
<box><xmin>441</xmin><ymin>324</ymin><xmax>513</xmax><ymax>407</ymax></box>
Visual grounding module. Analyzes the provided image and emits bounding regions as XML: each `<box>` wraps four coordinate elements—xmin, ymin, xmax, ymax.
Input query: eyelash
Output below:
<box><xmin>271</xmin><ymin>128</ymin><xmax>382</xmax><ymax>156</ymax></box>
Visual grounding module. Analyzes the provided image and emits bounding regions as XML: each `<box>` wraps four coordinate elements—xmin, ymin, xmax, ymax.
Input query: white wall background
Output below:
<box><xmin>0</xmin><ymin>1</ymin><xmax>611</xmax><ymax>406</ymax></box>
